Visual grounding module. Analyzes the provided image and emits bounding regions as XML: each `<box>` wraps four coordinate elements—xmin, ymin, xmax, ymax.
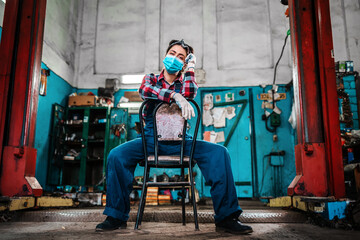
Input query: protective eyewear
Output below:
<box><xmin>169</xmin><ymin>39</ymin><xmax>190</xmax><ymax>54</ymax></box>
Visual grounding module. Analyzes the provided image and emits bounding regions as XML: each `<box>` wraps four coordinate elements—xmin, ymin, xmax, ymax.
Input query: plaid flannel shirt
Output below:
<box><xmin>138</xmin><ymin>70</ymin><xmax>198</xmax><ymax>116</ymax></box>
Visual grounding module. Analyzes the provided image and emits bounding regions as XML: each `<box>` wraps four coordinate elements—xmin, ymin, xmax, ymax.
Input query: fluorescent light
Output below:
<box><xmin>117</xmin><ymin>102</ymin><xmax>142</xmax><ymax>108</ymax></box>
<box><xmin>120</xmin><ymin>75</ymin><xmax>144</xmax><ymax>84</ymax></box>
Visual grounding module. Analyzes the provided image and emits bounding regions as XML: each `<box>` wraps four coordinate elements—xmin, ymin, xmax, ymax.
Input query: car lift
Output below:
<box><xmin>0</xmin><ymin>0</ymin><xmax>47</xmax><ymax>197</ymax></box>
<box><xmin>273</xmin><ymin>0</ymin><xmax>348</xmax><ymax>220</ymax></box>
<box><xmin>287</xmin><ymin>0</ymin><xmax>345</xmax><ymax>199</ymax></box>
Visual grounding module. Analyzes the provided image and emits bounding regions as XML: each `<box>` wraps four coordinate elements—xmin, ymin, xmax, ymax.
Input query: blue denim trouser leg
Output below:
<box><xmin>103</xmin><ymin>138</ymin><xmax>144</xmax><ymax>221</ymax></box>
<box><xmin>103</xmin><ymin>137</ymin><xmax>241</xmax><ymax>223</ymax></box>
<box><xmin>187</xmin><ymin>140</ymin><xmax>242</xmax><ymax>223</ymax></box>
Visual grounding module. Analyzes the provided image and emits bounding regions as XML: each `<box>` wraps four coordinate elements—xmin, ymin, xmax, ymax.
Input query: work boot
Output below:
<box><xmin>95</xmin><ymin>216</ymin><xmax>127</xmax><ymax>232</ymax></box>
<box><xmin>215</xmin><ymin>214</ymin><xmax>253</xmax><ymax>234</ymax></box>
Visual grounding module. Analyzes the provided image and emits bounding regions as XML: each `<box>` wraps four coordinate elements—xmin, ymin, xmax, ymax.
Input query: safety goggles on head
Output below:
<box><xmin>169</xmin><ymin>39</ymin><xmax>190</xmax><ymax>54</ymax></box>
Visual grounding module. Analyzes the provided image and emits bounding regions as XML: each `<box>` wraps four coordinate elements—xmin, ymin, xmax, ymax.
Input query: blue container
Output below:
<box><xmin>345</xmin><ymin>89</ymin><xmax>356</xmax><ymax>97</ymax></box>
<box><xmin>350</xmin><ymin>81</ymin><xmax>356</xmax><ymax>89</ymax></box>
<box><xmin>353</xmin><ymin>121</ymin><xmax>359</xmax><ymax>130</ymax></box>
<box><xmin>323</xmin><ymin>201</ymin><xmax>347</xmax><ymax>220</ymax></box>
<box><xmin>353</xmin><ymin>112</ymin><xmax>358</xmax><ymax>120</ymax></box>
<box><xmin>98</xmin><ymin>118</ymin><xmax>107</xmax><ymax>123</ymax></box>
<box><xmin>350</xmin><ymin>104</ymin><xmax>358</xmax><ymax>112</ymax></box>
<box><xmin>348</xmin><ymin>150</ymin><xmax>354</xmax><ymax>163</ymax></box>
<box><xmin>350</xmin><ymin>97</ymin><xmax>357</xmax><ymax>104</ymax></box>
<box><xmin>343</xmin><ymin>75</ymin><xmax>355</xmax><ymax>82</ymax></box>
<box><xmin>344</xmin><ymin>82</ymin><xmax>351</xmax><ymax>89</ymax></box>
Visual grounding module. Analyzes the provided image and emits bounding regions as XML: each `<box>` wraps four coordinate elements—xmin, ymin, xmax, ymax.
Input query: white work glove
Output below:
<box><xmin>173</xmin><ymin>93</ymin><xmax>195</xmax><ymax>120</ymax></box>
<box><xmin>185</xmin><ymin>53</ymin><xmax>196</xmax><ymax>72</ymax></box>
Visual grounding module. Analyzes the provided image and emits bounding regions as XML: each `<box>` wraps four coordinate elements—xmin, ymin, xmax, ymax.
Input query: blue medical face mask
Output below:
<box><xmin>163</xmin><ymin>55</ymin><xmax>184</xmax><ymax>74</ymax></box>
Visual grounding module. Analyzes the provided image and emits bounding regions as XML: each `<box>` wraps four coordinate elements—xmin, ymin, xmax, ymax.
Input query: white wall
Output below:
<box><xmin>0</xmin><ymin>1</ymin><xmax>5</xmax><ymax>27</ymax></box>
<box><xmin>2</xmin><ymin>1</ymin><xmax>359</xmax><ymax>88</ymax></box>
<box><xmin>41</xmin><ymin>0</ymin><xmax>79</xmax><ymax>85</ymax></box>
<box><xmin>75</xmin><ymin>0</ymin><xmax>292</xmax><ymax>89</ymax></box>
<box><xmin>0</xmin><ymin>1</ymin><xmax>78</xmax><ymax>85</ymax></box>
<box><xmin>330</xmin><ymin>0</ymin><xmax>360</xmax><ymax>72</ymax></box>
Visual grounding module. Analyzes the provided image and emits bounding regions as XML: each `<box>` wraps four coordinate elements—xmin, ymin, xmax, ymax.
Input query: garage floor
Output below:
<box><xmin>1</xmin><ymin>200</ymin><xmax>360</xmax><ymax>240</ymax></box>
<box><xmin>2</xmin><ymin>222</ymin><xmax>360</xmax><ymax>240</ymax></box>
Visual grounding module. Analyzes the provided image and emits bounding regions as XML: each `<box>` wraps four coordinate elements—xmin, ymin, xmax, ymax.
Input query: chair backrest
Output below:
<box><xmin>139</xmin><ymin>99</ymin><xmax>201</xmax><ymax>166</ymax></box>
<box><xmin>155</xmin><ymin>103</ymin><xmax>185</xmax><ymax>141</ymax></box>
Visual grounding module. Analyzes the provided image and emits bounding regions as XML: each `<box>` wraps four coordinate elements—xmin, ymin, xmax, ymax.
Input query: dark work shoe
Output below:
<box><xmin>216</xmin><ymin>215</ymin><xmax>253</xmax><ymax>234</ymax></box>
<box><xmin>95</xmin><ymin>216</ymin><xmax>127</xmax><ymax>232</ymax></box>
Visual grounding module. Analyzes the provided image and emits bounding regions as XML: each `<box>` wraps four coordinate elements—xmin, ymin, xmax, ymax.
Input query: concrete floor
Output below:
<box><xmin>1</xmin><ymin>222</ymin><xmax>360</xmax><ymax>240</ymax></box>
<box><xmin>1</xmin><ymin>200</ymin><xmax>360</xmax><ymax>240</ymax></box>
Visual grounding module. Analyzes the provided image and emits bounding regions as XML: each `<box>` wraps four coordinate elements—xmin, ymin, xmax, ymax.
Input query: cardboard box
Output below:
<box><xmin>146</xmin><ymin>187</ymin><xmax>158</xmax><ymax>206</ymax></box>
<box><xmin>124</xmin><ymin>91</ymin><xmax>142</xmax><ymax>102</ymax></box>
<box><xmin>68</xmin><ymin>95</ymin><xmax>96</xmax><ymax>106</ymax></box>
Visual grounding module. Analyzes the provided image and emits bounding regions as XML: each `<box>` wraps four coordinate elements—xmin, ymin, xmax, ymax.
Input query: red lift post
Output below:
<box><xmin>287</xmin><ymin>0</ymin><xmax>345</xmax><ymax>198</ymax></box>
<box><xmin>0</xmin><ymin>0</ymin><xmax>47</xmax><ymax>197</ymax></box>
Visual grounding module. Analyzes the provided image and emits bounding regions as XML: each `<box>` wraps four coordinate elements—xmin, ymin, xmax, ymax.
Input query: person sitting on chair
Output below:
<box><xmin>96</xmin><ymin>39</ymin><xmax>253</xmax><ymax>235</ymax></box>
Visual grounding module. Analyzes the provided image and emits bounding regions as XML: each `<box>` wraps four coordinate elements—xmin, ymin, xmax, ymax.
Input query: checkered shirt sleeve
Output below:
<box><xmin>181</xmin><ymin>71</ymin><xmax>198</xmax><ymax>99</ymax></box>
<box><xmin>138</xmin><ymin>71</ymin><xmax>198</xmax><ymax>102</ymax></box>
<box><xmin>138</xmin><ymin>74</ymin><xmax>174</xmax><ymax>103</ymax></box>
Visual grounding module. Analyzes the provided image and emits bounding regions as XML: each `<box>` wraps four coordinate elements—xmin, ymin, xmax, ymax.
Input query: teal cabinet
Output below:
<box><xmin>48</xmin><ymin>105</ymin><xmax>111</xmax><ymax>191</ymax></box>
<box><xmin>47</xmin><ymin>104</ymin><xmax>66</xmax><ymax>187</ymax></box>
<box><xmin>200</xmin><ymin>89</ymin><xmax>253</xmax><ymax>198</ymax></box>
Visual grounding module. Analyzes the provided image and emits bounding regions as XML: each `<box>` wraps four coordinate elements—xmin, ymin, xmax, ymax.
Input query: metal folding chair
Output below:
<box><xmin>134</xmin><ymin>99</ymin><xmax>200</xmax><ymax>230</ymax></box>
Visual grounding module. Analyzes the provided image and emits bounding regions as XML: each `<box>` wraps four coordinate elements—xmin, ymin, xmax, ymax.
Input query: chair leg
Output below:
<box><xmin>135</xmin><ymin>167</ymin><xmax>149</xmax><ymax>230</ymax></box>
<box><xmin>139</xmin><ymin>184</ymin><xmax>148</xmax><ymax>225</ymax></box>
<box><xmin>181</xmin><ymin>186</ymin><xmax>186</xmax><ymax>225</ymax></box>
<box><xmin>135</xmin><ymin>184</ymin><xmax>146</xmax><ymax>229</ymax></box>
<box><xmin>181</xmin><ymin>168</ymin><xmax>186</xmax><ymax>225</ymax></box>
<box><xmin>139</xmin><ymin>167</ymin><xmax>151</xmax><ymax>225</ymax></box>
<box><xmin>189</xmin><ymin>166</ymin><xmax>199</xmax><ymax>230</ymax></box>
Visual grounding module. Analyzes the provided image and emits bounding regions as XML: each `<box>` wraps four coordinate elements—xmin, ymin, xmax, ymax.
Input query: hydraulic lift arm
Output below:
<box><xmin>0</xmin><ymin>0</ymin><xmax>47</xmax><ymax>197</ymax></box>
<box><xmin>287</xmin><ymin>0</ymin><xmax>345</xmax><ymax>198</ymax></box>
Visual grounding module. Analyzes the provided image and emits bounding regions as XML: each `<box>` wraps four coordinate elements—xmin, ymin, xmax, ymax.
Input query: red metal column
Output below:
<box><xmin>287</xmin><ymin>0</ymin><xmax>345</xmax><ymax>198</ymax></box>
<box><xmin>313</xmin><ymin>0</ymin><xmax>345</xmax><ymax>198</ymax></box>
<box><xmin>0</xmin><ymin>0</ymin><xmax>19</xmax><ymax>172</ymax></box>
<box><xmin>0</xmin><ymin>0</ymin><xmax>47</xmax><ymax>197</ymax></box>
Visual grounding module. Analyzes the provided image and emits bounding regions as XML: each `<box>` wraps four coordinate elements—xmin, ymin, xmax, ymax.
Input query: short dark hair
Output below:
<box><xmin>166</xmin><ymin>39</ymin><xmax>194</xmax><ymax>55</ymax></box>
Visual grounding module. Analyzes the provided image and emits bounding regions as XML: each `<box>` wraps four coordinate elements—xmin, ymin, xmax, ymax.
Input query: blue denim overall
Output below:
<box><xmin>103</xmin><ymin>107</ymin><xmax>241</xmax><ymax>223</ymax></box>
